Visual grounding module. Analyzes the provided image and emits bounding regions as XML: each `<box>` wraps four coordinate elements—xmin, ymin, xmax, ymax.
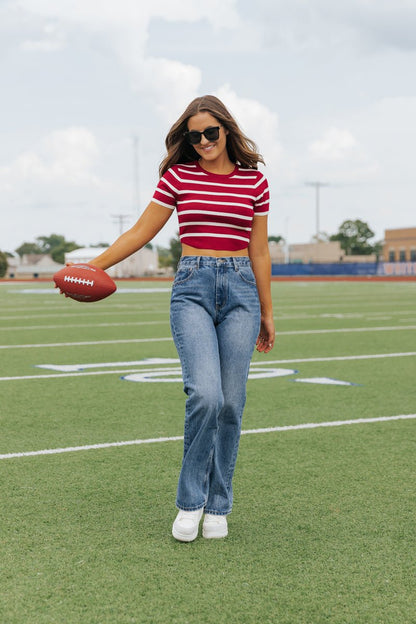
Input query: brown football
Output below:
<box><xmin>53</xmin><ymin>264</ymin><xmax>116</xmax><ymax>302</ymax></box>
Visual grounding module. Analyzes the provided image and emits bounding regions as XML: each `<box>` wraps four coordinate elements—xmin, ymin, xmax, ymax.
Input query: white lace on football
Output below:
<box><xmin>63</xmin><ymin>275</ymin><xmax>94</xmax><ymax>287</ymax></box>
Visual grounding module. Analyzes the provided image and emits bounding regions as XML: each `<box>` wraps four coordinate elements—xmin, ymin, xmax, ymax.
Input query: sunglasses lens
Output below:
<box><xmin>187</xmin><ymin>131</ymin><xmax>202</xmax><ymax>145</ymax></box>
<box><xmin>204</xmin><ymin>127</ymin><xmax>220</xmax><ymax>141</ymax></box>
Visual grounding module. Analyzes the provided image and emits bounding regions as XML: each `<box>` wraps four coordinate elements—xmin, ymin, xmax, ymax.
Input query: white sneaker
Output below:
<box><xmin>172</xmin><ymin>508</ymin><xmax>204</xmax><ymax>542</ymax></box>
<box><xmin>202</xmin><ymin>514</ymin><xmax>228</xmax><ymax>539</ymax></box>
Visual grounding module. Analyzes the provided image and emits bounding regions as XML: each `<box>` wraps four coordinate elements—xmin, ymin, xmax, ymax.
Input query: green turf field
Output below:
<box><xmin>1</xmin><ymin>279</ymin><xmax>415</xmax><ymax>623</ymax></box>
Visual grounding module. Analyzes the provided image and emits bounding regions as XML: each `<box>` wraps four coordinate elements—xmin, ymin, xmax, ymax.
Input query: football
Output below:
<box><xmin>53</xmin><ymin>264</ymin><xmax>117</xmax><ymax>302</ymax></box>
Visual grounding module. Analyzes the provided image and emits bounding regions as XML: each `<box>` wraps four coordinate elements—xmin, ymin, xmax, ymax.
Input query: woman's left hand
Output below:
<box><xmin>256</xmin><ymin>317</ymin><xmax>275</xmax><ymax>353</ymax></box>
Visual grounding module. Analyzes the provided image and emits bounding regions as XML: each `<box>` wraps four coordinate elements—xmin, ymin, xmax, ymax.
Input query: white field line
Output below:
<box><xmin>2</xmin><ymin>315</ymin><xmax>416</xmax><ymax>333</ymax></box>
<box><xmin>263</xmin><ymin>351</ymin><xmax>416</xmax><ymax>365</ymax></box>
<box><xmin>1</xmin><ymin>414</ymin><xmax>415</xmax><ymax>461</ymax></box>
<box><xmin>0</xmin><ymin>337</ymin><xmax>173</xmax><ymax>350</ymax></box>
<box><xmin>1</xmin><ymin>325</ymin><xmax>416</xmax><ymax>350</ymax></box>
<box><xmin>0</xmin><ymin>366</ymin><xmax>181</xmax><ymax>382</ymax></box>
<box><xmin>278</xmin><ymin>325</ymin><xmax>416</xmax><ymax>335</ymax></box>
<box><xmin>0</xmin><ymin>309</ymin><xmax>169</xmax><ymax>321</ymax></box>
<box><xmin>0</xmin><ymin>321</ymin><xmax>168</xmax><ymax>332</ymax></box>
<box><xmin>0</xmin><ymin>307</ymin><xmax>414</xmax><ymax>324</ymax></box>
<box><xmin>0</xmin><ymin>317</ymin><xmax>413</xmax><ymax>333</ymax></box>
<box><xmin>1</xmin><ymin>352</ymin><xmax>415</xmax><ymax>382</ymax></box>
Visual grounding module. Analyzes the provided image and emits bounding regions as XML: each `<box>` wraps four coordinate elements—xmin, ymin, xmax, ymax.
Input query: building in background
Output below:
<box><xmin>383</xmin><ymin>228</ymin><xmax>416</xmax><ymax>262</ymax></box>
<box><xmin>65</xmin><ymin>246</ymin><xmax>159</xmax><ymax>278</ymax></box>
<box><xmin>268</xmin><ymin>240</ymin><xmax>377</xmax><ymax>264</ymax></box>
<box><xmin>6</xmin><ymin>254</ymin><xmax>64</xmax><ymax>279</ymax></box>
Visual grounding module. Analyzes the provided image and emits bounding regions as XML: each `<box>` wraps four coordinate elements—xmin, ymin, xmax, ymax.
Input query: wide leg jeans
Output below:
<box><xmin>170</xmin><ymin>256</ymin><xmax>261</xmax><ymax>515</ymax></box>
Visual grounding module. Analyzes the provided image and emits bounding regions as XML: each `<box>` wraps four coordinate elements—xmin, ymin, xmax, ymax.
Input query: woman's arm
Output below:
<box><xmin>248</xmin><ymin>215</ymin><xmax>275</xmax><ymax>353</ymax></box>
<box><xmin>90</xmin><ymin>202</ymin><xmax>173</xmax><ymax>270</ymax></box>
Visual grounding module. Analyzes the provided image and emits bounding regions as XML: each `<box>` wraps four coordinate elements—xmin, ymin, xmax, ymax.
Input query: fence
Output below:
<box><xmin>271</xmin><ymin>262</ymin><xmax>416</xmax><ymax>277</ymax></box>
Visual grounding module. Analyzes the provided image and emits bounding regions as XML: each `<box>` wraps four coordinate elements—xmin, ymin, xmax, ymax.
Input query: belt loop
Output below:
<box><xmin>232</xmin><ymin>257</ymin><xmax>238</xmax><ymax>271</ymax></box>
<box><xmin>197</xmin><ymin>256</ymin><xmax>201</xmax><ymax>269</ymax></box>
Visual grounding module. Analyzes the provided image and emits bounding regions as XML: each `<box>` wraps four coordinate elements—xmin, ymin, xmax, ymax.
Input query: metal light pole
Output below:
<box><xmin>305</xmin><ymin>181</ymin><xmax>329</xmax><ymax>241</ymax></box>
<box><xmin>132</xmin><ymin>134</ymin><xmax>140</xmax><ymax>215</ymax></box>
<box><xmin>111</xmin><ymin>214</ymin><xmax>131</xmax><ymax>236</ymax></box>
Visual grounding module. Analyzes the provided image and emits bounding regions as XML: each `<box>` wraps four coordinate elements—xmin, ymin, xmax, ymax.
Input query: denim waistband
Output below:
<box><xmin>178</xmin><ymin>256</ymin><xmax>252</xmax><ymax>269</ymax></box>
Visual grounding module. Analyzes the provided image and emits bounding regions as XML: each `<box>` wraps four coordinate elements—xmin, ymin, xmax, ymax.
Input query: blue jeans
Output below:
<box><xmin>170</xmin><ymin>256</ymin><xmax>261</xmax><ymax>515</ymax></box>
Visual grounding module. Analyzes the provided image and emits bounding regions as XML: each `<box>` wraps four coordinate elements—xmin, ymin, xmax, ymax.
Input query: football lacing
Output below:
<box><xmin>63</xmin><ymin>275</ymin><xmax>94</xmax><ymax>287</ymax></box>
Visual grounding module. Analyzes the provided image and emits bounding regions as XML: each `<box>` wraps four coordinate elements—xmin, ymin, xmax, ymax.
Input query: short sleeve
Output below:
<box><xmin>254</xmin><ymin>174</ymin><xmax>270</xmax><ymax>216</ymax></box>
<box><xmin>152</xmin><ymin>169</ymin><xmax>178</xmax><ymax>210</ymax></box>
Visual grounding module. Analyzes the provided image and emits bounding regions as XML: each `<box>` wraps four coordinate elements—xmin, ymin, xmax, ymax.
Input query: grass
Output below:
<box><xmin>1</xmin><ymin>279</ymin><xmax>416</xmax><ymax>623</ymax></box>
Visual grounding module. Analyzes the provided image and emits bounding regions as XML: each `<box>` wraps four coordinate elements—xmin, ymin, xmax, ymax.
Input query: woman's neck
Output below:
<box><xmin>198</xmin><ymin>155</ymin><xmax>235</xmax><ymax>175</ymax></box>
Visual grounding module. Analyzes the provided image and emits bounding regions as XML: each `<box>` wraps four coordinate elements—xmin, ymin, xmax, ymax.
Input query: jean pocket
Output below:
<box><xmin>236</xmin><ymin>266</ymin><xmax>257</xmax><ymax>286</ymax></box>
<box><xmin>173</xmin><ymin>266</ymin><xmax>195</xmax><ymax>286</ymax></box>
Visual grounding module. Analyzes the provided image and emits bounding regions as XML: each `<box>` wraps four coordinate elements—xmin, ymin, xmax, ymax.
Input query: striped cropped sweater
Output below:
<box><xmin>152</xmin><ymin>161</ymin><xmax>270</xmax><ymax>251</ymax></box>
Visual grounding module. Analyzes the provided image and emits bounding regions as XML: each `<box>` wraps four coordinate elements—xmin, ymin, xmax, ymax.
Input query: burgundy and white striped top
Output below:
<box><xmin>152</xmin><ymin>161</ymin><xmax>270</xmax><ymax>251</ymax></box>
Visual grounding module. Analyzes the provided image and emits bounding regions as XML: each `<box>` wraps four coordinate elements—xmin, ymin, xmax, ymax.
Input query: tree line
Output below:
<box><xmin>0</xmin><ymin>219</ymin><xmax>382</xmax><ymax>278</ymax></box>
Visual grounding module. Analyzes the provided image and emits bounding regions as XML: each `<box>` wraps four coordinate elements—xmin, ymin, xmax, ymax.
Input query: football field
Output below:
<box><xmin>1</xmin><ymin>278</ymin><xmax>415</xmax><ymax>623</ymax></box>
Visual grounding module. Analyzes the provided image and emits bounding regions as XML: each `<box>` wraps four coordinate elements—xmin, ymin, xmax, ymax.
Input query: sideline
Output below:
<box><xmin>1</xmin><ymin>414</ymin><xmax>415</xmax><ymax>460</ymax></box>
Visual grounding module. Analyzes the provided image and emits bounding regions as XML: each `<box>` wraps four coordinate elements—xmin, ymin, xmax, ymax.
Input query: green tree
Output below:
<box><xmin>372</xmin><ymin>240</ymin><xmax>384</xmax><ymax>261</ymax></box>
<box><xmin>157</xmin><ymin>234</ymin><xmax>182</xmax><ymax>271</ymax></box>
<box><xmin>157</xmin><ymin>246</ymin><xmax>172</xmax><ymax>269</ymax></box>
<box><xmin>169</xmin><ymin>234</ymin><xmax>182</xmax><ymax>270</ymax></box>
<box><xmin>330</xmin><ymin>219</ymin><xmax>375</xmax><ymax>256</ymax></box>
<box><xmin>0</xmin><ymin>251</ymin><xmax>8</xmax><ymax>277</ymax></box>
<box><xmin>16</xmin><ymin>234</ymin><xmax>81</xmax><ymax>265</ymax></box>
<box><xmin>268</xmin><ymin>235</ymin><xmax>284</xmax><ymax>244</ymax></box>
<box><xmin>36</xmin><ymin>234</ymin><xmax>80</xmax><ymax>264</ymax></box>
<box><xmin>311</xmin><ymin>232</ymin><xmax>330</xmax><ymax>243</ymax></box>
<box><xmin>15</xmin><ymin>242</ymin><xmax>43</xmax><ymax>256</ymax></box>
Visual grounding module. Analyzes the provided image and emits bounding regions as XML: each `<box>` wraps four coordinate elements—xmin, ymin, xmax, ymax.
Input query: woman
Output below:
<box><xmin>89</xmin><ymin>95</ymin><xmax>275</xmax><ymax>542</ymax></box>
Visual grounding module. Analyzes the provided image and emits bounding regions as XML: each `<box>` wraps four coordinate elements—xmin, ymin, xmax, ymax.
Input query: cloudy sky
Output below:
<box><xmin>1</xmin><ymin>0</ymin><xmax>415</xmax><ymax>253</ymax></box>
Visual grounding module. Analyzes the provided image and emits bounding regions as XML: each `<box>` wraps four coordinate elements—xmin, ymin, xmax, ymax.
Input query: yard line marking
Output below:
<box><xmin>0</xmin><ymin>337</ymin><xmax>173</xmax><ymax>350</ymax></box>
<box><xmin>36</xmin><ymin>351</ymin><xmax>416</xmax><ymax>373</ymax></box>
<box><xmin>1</xmin><ymin>325</ymin><xmax>416</xmax><ymax>350</ymax></box>
<box><xmin>276</xmin><ymin>325</ymin><xmax>416</xmax><ymax>335</ymax></box>
<box><xmin>1</xmin><ymin>352</ymin><xmax>415</xmax><ymax>382</ymax></box>
<box><xmin>36</xmin><ymin>358</ymin><xmax>180</xmax><ymax>372</ymax></box>
<box><xmin>0</xmin><ymin>366</ymin><xmax>181</xmax><ymax>382</ymax></box>
<box><xmin>240</xmin><ymin>414</ymin><xmax>416</xmax><ymax>435</ymax></box>
<box><xmin>0</xmin><ymin>310</ymin><xmax>170</xmax><ymax>321</ymax></box>
<box><xmin>0</xmin><ymin>309</ymin><xmax>412</xmax><ymax>324</ymax></box>
<box><xmin>0</xmin><ymin>321</ymin><xmax>168</xmax><ymax>332</ymax></box>
<box><xmin>259</xmin><ymin>351</ymin><xmax>416</xmax><ymax>365</ymax></box>
<box><xmin>1</xmin><ymin>414</ymin><xmax>415</xmax><ymax>460</ymax></box>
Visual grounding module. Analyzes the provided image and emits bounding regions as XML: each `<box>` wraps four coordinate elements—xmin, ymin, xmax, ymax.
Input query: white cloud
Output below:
<box><xmin>0</xmin><ymin>127</ymin><xmax>100</xmax><ymax>188</ymax></box>
<box><xmin>308</xmin><ymin>127</ymin><xmax>358</xmax><ymax>161</ymax></box>
<box><xmin>20</xmin><ymin>21</ymin><xmax>66</xmax><ymax>51</ymax></box>
<box><xmin>0</xmin><ymin>127</ymin><xmax>133</xmax><ymax>251</ymax></box>
<box><xmin>243</xmin><ymin>0</ymin><xmax>416</xmax><ymax>52</ymax></box>
<box><xmin>11</xmin><ymin>0</ymin><xmax>241</xmax><ymax>118</ymax></box>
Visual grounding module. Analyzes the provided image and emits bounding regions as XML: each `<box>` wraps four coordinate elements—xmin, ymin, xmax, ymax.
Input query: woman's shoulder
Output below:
<box><xmin>164</xmin><ymin>161</ymin><xmax>199</xmax><ymax>176</ymax></box>
<box><xmin>235</xmin><ymin>165</ymin><xmax>268</xmax><ymax>183</ymax></box>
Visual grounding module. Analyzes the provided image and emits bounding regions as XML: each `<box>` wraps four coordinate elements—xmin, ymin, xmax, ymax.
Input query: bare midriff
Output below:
<box><xmin>181</xmin><ymin>243</ymin><xmax>249</xmax><ymax>258</ymax></box>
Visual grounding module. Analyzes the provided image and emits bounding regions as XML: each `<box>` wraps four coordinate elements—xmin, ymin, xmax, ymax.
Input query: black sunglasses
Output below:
<box><xmin>183</xmin><ymin>126</ymin><xmax>221</xmax><ymax>145</ymax></box>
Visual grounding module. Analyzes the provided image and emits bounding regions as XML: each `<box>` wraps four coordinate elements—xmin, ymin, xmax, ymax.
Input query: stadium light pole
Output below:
<box><xmin>132</xmin><ymin>134</ymin><xmax>140</xmax><ymax>215</ymax></box>
<box><xmin>111</xmin><ymin>214</ymin><xmax>131</xmax><ymax>236</ymax></box>
<box><xmin>305</xmin><ymin>181</ymin><xmax>329</xmax><ymax>240</ymax></box>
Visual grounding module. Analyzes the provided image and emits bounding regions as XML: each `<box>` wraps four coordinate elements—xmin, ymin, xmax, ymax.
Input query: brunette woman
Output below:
<box><xmin>89</xmin><ymin>95</ymin><xmax>275</xmax><ymax>541</ymax></box>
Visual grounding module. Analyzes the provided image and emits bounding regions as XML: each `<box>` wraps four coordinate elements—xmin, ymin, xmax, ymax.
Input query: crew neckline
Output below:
<box><xmin>195</xmin><ymin>160</ymin><xmax>238</xmax><ymax>178</ymax></box>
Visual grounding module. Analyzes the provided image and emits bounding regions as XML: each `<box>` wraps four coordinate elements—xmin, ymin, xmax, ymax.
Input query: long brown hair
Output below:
<box><xmin>159</xmin><ymin>95</ymin><xmax>265</xmax><ymax>177</ymax></box>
